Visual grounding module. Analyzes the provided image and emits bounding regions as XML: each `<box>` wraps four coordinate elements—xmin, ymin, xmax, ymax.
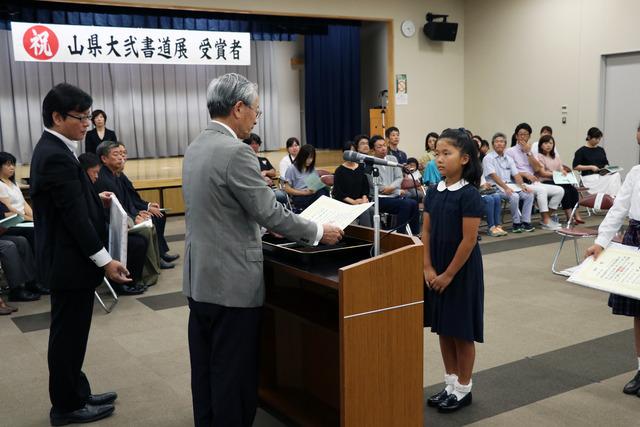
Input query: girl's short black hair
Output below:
<box><xmin>243</xmin><ymin>133</ymin><xmax>262</xmax><ymax>146</ymax></box>
<box><xmin>91</xmin><ymin>109</ymin><xmax>107</xmax><ymax>125</ymax></box>
<box><xmin>293</xmin><ymin>144</ymin><xmax>316</xmax><ymax>172</ymax></box>
<box><xmin>538</xmin><ymin>134</ymin><xmax>556</xmax><ymax>159</ymax></box>
<box><xmin>285</xmin><ymin>137</ymin><xmax>300</xmax><ymax>148</ymax></box>
<box><xmin>436</xmin><ymin>128</ymin><xmax>482</xmax><ymax>188</ymax></box>
<box><xmin>540</xmin><ymin>125</ymin><xmax>553</xmax><ymax>135</ymax></box>
<box><xmin>0</xmin><ymin>152</ymin><xmax>17</xmax><ymax>183</ymax></box>
<box><xmin>586</xmin><ymin>127</ymin><xmax>603</xmax><ymax>140</ymax></box>
<box><xmin>353</xmin><ymin>134</ymin><xmax>370</xmax><ymax>144</ymax></box>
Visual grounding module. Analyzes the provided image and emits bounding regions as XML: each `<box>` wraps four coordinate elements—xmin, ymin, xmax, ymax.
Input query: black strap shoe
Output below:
<box><xmin>50</xmin><ymin>403</ymin><xmax>114</xmax><ymax>426</ymax></box>
<box><xmin>8</xmin><ymin>287</ymin><xmax>40</xmax><ymax>302</ymax></box>
<box><xmin>161</xmin><ymin>252</ymin><xmax>180</xmax><ymax>263</ymax></box>
<box><xmin>437</xmin><ymin>392</ymin><xmax>472</xmax><ymax>413</ymax></box>
<box><xmin>87</xmin><ymin>391</ymin><xmax>118</xmax><ymax>405</ymax></box>
<box><xmin>426</xmin><ymin>389</ymin><xmax>449</xmax><ymax>407</ymax></box>
<box><xmin>623</xmin><ymin>371</ymin><xmax>640</xmax><ymax>395</ymax></box>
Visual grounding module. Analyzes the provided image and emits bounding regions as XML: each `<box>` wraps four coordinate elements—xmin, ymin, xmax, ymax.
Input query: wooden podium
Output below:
<box><xmin>260</xmin><ymin>226</ymin><xmax>424</xmax><ymax>426</ymax></box>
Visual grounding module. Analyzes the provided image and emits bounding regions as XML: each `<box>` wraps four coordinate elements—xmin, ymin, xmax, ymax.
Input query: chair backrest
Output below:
<box><xmin>316</xmin><ymin>169</ymin><xmax>331</xmax><ymax>177</ymax></box>
<box><xmin>579</xmin><ymin>193</ymin><xmax>615</xmax><ymax>210</ymax></box>
<box><xmin>320</xmin><ymin>174</ymin><xmax>334</xmax><ymax>186</ymax></box>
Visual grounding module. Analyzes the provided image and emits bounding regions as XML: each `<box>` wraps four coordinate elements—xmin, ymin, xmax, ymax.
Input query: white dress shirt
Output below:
<box><xmin>595</xmin><ymin>165</ymin><xmax>640</xmax><ymax>248</ymax></box>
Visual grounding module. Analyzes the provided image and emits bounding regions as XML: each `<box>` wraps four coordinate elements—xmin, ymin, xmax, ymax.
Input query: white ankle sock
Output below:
<box><xmin>444</xmin><ymin>373</ymin><xmax>458</xmax><ymax>394</ymax></box>
<box><xmin>452</xmin><ymin>379</ymin><xmax>472</xmax><ymax>400</ymax></box>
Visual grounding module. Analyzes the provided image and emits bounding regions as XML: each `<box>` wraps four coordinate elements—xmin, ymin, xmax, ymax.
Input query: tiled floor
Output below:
<box><xmin>1</xmin><ymin>215</ymin><xmax>638</xmax><ymax>426</ymax></box>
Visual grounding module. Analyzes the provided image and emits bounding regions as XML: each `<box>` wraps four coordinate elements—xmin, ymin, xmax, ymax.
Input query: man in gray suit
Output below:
<box><xmin>183</xmin><ymin>73</ymin><xmax>343</xmax><ymax>427</ymax></box>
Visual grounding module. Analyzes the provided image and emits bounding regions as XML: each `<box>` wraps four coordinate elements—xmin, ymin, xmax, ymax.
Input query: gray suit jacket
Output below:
<box><xmin>182</xmin><ymin>122</ymin><xmax>318</xmax><ymax>307</ymax></box>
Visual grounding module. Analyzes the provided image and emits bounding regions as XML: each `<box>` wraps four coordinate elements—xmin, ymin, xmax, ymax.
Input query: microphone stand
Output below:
<box><xmin>363</xmin><ymin>162</ymin><xmax>382</xmax><ymax>257</ymax></box>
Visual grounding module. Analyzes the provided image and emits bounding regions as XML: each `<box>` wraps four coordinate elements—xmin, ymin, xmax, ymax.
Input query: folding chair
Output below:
<box><xmin>95</xmin><ymin>277</ymin><xmax>118</xmax><ymax>313</ymax></box>
<box><xmin>320</xmin><ymin>174</ymin><xmax>334</xmax><ymax>196</ymax></box>
<box><xmin>551</xmin><ymin>193</ymin><xmax>614</xmax><ymax>276</ymax></box>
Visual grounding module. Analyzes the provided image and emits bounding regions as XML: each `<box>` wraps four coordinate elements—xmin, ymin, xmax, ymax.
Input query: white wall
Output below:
<box><xmin>465</xmin><ymin>0</ymin><xmax>640</xmax><ymax>159</ymax></box>
<box><xmin>273</xmin><ymin>38</ymin><xmax>304</xmax><ymax>149</ymax></box>
<box><xmin>90</xmin><ymin>0</ymin><xmax>466</xmax><ymax>159</ymax></box>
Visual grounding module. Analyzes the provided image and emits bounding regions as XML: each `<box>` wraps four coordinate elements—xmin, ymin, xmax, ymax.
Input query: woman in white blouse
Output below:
<box><xmin>0</xmin><ymin>152</ymin><xmax>33</xmax><ymax>221</ymax></box>
<box><xmin>586</xmin><ymin>127</ymin><xmax>640</xmax><ymax>397</ymax></box>
<box><xmin>278</xmin><ymin>137</ymin><xmax>300</xmax><ymax>179</ymax></box>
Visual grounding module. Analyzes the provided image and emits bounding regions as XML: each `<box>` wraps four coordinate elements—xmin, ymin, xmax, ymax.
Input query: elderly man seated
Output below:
<box><xmin>94</xmin><ymin>141</ymin><xmax>177</xmax><ymax>269</ymax></box>
<box><xmin>366</xmin><ymin>135</ymin><xmax>419</xmax><ymax>234</ymax></box>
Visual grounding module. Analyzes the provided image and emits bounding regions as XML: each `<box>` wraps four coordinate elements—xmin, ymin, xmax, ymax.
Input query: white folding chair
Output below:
<box><xmin>95</xmin><ymin>277</ymin><xmax>118</xmax><ymax>313</ymax></box>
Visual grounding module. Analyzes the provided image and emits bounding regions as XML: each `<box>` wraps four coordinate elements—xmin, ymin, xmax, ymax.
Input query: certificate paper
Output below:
<box><xmin>553</xmin><ymin>171</ymin><xmax>578</xmax><ymax>185</ymax></box>
<box><xmin>109</xmin><ymin>195</ymin><xmax>128</xmax><ymax>265</ymax></box>
<box><xmin>567</xmin><ymin>243</ymin><xmax>640</xmax><ymax>300</ymax></box>
<box><xmin>299</xmin><ymin>195</ymin><xmax>373</xmax><ymax>230</ymax></box>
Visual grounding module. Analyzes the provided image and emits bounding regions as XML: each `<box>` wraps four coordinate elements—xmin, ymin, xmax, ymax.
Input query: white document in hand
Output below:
<box><xmin>299</xmin><ymin>195</ymin><xmax>373</xmax><ymax>230</ymax></box>
<box><xmin>109</xmin><ymin>195</ymin><xmax>128</xmax><ymax>266</ymax></box>
<box><xmin>553</xmin><ymin>171</ymin><xmax>578</xmax><ymax>185</ymax></box>
<box><xmin>567</xmin><ymin>242</ymin><xmax>640</xmax><ymax>300</ymax></box>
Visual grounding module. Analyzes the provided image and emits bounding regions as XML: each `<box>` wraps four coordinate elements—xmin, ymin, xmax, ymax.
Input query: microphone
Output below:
<box><xmin>343</xmin><ymin>151</ymin><xmax>404</xmax><ymax>168</ymax></box>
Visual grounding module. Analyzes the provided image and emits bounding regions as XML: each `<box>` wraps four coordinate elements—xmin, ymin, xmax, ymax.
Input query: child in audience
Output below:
<box><xmin>422</xmin><ymin>128</ymin><xmax>484</xmax><ymax>413</ymax></box>
<box><xmin>403</xmin><ymin>157</ymin><xmax>425</xmax><ymax>201</ymax></box>
<box><xmin>283</xmin><ymin>144</ymin><xmax>329</xmax><ymax>210</ymax></box>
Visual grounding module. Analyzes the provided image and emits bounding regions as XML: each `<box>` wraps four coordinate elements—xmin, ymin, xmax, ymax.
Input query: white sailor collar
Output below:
<box><xmin>437</xmin><ymin>179</ymin><xmax>469</xmax><ymax>192</ymax></box>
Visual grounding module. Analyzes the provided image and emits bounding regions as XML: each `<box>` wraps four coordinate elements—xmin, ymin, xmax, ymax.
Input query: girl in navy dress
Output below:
<box><xmin>422</xmin><ymin>128</ymin><xmax>484</xmax><ymax>413</ymax></box>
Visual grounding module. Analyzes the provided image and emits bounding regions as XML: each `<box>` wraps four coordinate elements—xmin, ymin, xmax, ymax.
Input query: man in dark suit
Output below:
<box><xmin>30</xmin><ymin>83</ymin><xmax>131</xmax><ymax>426</ymax></box>
<box><xmin>94</xmin><ymin>141</ymin><xmax>177</xmax><ymax>268</ymax></box>
<box><xmin>183</xmin><ymin>73</ymin><xmax>343</xmax><ymax>426</ymax></box>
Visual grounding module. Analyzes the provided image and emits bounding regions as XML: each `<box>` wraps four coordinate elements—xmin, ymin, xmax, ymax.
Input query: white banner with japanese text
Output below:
<box><xmin>11</xmin><ymin>21</ymin><xmax>251</xmax><ymax>65</ymax></box>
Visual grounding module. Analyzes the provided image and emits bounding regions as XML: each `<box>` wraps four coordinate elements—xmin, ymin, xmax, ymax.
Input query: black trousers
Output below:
<box><xmin>0</xmin><ymin>235</ymin><xmax>35</xmax><ymax>289</ymax></box>
<box><xmin>187</xmin><ymin>298</ymin><xmax>262</xmax><ymax>427</ymax></box>
<box><xmin>151</xmin><ymin>215</ymin><xmax>169</xmax><ymax>255</ymax></box>
<box><xmin>127</xmin><ymin>233</ymin><xmax>148</xmax><ymax>281</ymax></box>
<box><xmin>48</xmin><ymin>289</ymin><xmax>94</xmax><ymax>413</ymax></box>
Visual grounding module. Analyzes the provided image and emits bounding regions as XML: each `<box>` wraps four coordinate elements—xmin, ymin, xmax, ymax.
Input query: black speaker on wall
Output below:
<box><xmin>423</xmin><ymin>13</ymin><xmax>458</xmax><ymax>42</ymax></box>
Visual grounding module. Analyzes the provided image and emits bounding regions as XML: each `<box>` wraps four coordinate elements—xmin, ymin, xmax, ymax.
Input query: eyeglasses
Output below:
<box><xmin>244</xmin><ymin>103</ymin><xmax>262</xmax><ymax>119</ymax></box>
<box><xmin>66</xmin><ymin>113</ymin><xmax>93</xmax><ymax>122</ymax></box>
<box><xmin>517</xmin><ymin>132</ymin><xmax>530</xmax><ymax>137</ymax></box>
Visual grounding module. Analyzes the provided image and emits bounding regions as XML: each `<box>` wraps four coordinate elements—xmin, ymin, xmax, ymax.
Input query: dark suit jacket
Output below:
<box><xmin>84</xmin><ymin>128</ymin><xmax>117</xmax><ymax>154</ymax></box>
<box><xmin>94</xmin><ymin>166</ymin><xmax>147</xmax><ymax>218</ymax></box>
<box><xmin>30</xmin><ymin>131</ymin><xmax>107</xmax><ymax>291</ymax></box>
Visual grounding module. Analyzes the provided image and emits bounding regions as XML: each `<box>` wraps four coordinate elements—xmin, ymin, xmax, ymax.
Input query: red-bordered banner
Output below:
<box><xmin>11</xmin><ymin>22</ymin><xmax>251</xmax><ymax>65</ymax></box>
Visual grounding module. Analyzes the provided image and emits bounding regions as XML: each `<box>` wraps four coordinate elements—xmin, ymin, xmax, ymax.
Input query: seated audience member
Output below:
<box><xmin>572</xmin><ymin>127</ymin><xmax>622</xmax><ymax>196</ymax></box>
<box><xmin>477</xmin><ymin>150</ymin><xmax>507</xmax><ymax>237</ymax></box>
<box><xmin>95</xmin><ymin>141</ymin><xmax>177</xmax><ymax>268</ymax></box>
<box><xmin>367</xmin><ymin>135</ymin><xmax>419</xmax><ymax>234</ymax></box>
<box><xmin>506</xmin><ymin>123</ymin><xmax>564</xmax><ymax>230</ymax></box>
<box><xmin>355</xmin><ymin>134</ymin><xmax>371</xmax><ymax>155</ymax></box>
<box><xmin>479</xmin><ymin>139</ymin><xmax>490</xmax><ymax>161</ymax></box>
<box><xmin>386</xmin><ymin>126</ymin><xmax>408</xmax><ymax>164</ymax></box>
<box><xmin>84</xmin><ymin>109</ymin><xmax>117</xmax><ymax>154</ymax></box>
<box><xmin>0</xmin><ymin>152</ymin><xmax>38</xmax><ymax>250</ymax></box>
<box><xmin>283</xmin><ymin>144</ymin><xmax>329</xmax><ymax>210</ymax></box>
<box><xmin>332</xmin><ymin>141</ymin><xmax>372</xmax><ymax>227</ymax></box>
<box><xmin>79</xmin><ymin>153</ymin><xmax>150</xmax><ymax>295</ymax></box>
<box><xmin>483</xmin><ymin>132</ymin><xmax>536</xmax><ymax>233</ymax></box>
<box><xmin>0</xmin><ymin>295</ymin><xmax>17</xmax><ymax>315</ymax></box>
<box><xmin>242</xmin><ymin>133</ymin><xmax>288</xmax><ymax>205</ymax></box>
<box><xmin>534</xmin><ymin>135</ymin><xmax>584</xmax><ymax>224</ymax></box>
<box><xmin>0</xmin><ymin>202</ymin><xmax>43</xmax><ymax>301</ymax></box>
<box><xmin>403</xmin><ymin>157</ymin><xmax>425</xmax><ymax>201</ymax></box>
<box><xmin>531</xmin><ymin>125</ymin><xmax>555</xmax><ymax>155</ymax></box>
<box><xmin>279</xmin><ymin>137</ymin><xmax>300</xmax><ymax>179</ymax></box>
<box><xmin>423</xmin><ymin>159</ymin><xmax>442</xmax><ymax>187</ymax></box>
<box><xmin>419</xmin><ymin>132</ymin><xmax>439</xmax><ymax>170</ymax></box>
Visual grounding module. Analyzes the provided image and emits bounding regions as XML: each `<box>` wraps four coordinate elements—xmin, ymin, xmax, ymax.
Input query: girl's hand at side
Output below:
<box><xmin>430</xmin><ymin>272</ymin><xmax>453</xmax><ymax>294</ymax></box>
<box><xmin>424</xmin><ymin>266</ymin><xmax>437</xmax><ymax>287</ymax></box>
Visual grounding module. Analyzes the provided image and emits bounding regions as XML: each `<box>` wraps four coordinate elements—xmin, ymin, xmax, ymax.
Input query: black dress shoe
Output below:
<box><xmin>160</xmin><ymin>259</ymin><xmax>175</xmax><ymax>269</ymax></box>
<box><xmin>50</xmin><ymin>403</ymin><xmax>114</xmax><ymax>426</ymax></box>
<box><xmin>113</xmin><ymin>283</ymin><xmax>145</xmax><ymax>296</ymax></box>
<box><xmin>437</xmin><ymin>392</ymin><xmax>472</xmax><ymax>413</ymax></box>
<box><xmin>426</xmin><ymin>389</ymin><xmax>449</xmax><ymax>407</ymax></box>
<box><xmin>87</xmin><ymin>391</ymin><xmax>118</xmax><ymax>405</ymax></box>
<box><xmin>161</xmin><ymin>252</ymin><xmax>179</xmax><ymax>263</ymax></box>
<box><xmin>8</xmin><ymin>288</ymin><xmax>40</xmax><ymax>302</ymax></box>
<box><xmin>27</xmin><ymin>281</ymin><xmax>50</xmax><ymax>295</ymax></box>
<box><xmin>623</xmin><ymin>371</ymin><xmax>640</xmax><ymax>395</ymax></box>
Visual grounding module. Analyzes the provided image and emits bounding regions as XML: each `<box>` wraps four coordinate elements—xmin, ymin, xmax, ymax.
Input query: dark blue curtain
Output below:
<box><xmin>304</xmin><ymin>24</ymin><xmax>361</xmax><ymax>149</ymax></box>
<box><xmin>0</xmin><ymin>4</ymin><xmax>301</xmax><ymax>41</ymax></box>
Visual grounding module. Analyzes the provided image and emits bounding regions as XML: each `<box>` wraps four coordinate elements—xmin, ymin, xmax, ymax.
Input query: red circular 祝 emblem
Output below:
<box><xmin>23</xmin><ymin>25</ymin><xmax>59</xmax><ymax>60</ymax></box>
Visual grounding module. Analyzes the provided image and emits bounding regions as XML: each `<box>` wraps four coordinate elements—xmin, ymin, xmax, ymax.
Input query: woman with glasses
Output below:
<box><xmin>572</xmin><ymin>127</ymin><xmax>622</xmax><ymax>197</ymax></box>
<box><xmin>84</xmin><ymin>109</ymin><xmax>117</xmax><ymax>154</ymax></box>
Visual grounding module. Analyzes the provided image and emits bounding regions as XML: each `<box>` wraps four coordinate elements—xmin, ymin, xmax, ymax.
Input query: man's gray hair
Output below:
<box><xmin>206</xmin><ymin>73</ymin><xmax>258</xmax><ymax>119</ymax></box>
<box><xmin>96</xmin><ymin>140</ymin><xmax>120</xmax><ymax>161</ymax></box>
<box><xmin>491</xmin><ymin>132</ymin><xmax>507</xmax><ymax>144</ymax></box>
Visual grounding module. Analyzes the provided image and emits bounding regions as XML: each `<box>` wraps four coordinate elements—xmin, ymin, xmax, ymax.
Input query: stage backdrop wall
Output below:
<box><xmin>0</xmin><ymin>29</ymin><xmax>289</xmax><ymax>162</ymax></box>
